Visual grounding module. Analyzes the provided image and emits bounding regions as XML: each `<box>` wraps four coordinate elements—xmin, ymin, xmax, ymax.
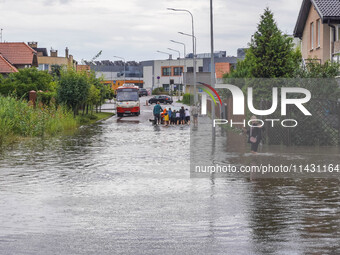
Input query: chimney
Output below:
<box><xmin>28</xmin><ymin>42</ymin><xmax>38</xmax><ymax>48</ymax></box>
<box><xmin>50</xmin><ymin>49</ymin><xmax>58</xmax><ymax>57</ymax></box>
<box><xmin>65</xmin><ymin>47</ymin><xmax>69</xmax><ymax>58</ymax></box>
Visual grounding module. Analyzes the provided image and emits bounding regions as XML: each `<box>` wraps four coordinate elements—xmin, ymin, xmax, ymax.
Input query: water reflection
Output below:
<box><xmin>0</xmin><ymin>114</ymin><xmax>339</xmax><ymax>254</ymax></box>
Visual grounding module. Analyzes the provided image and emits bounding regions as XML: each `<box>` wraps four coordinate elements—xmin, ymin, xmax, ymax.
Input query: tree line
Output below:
<box><xmin>0</xmin><ymin>66</ymin><xmax>114</xmax><ymax>117</ymax></box>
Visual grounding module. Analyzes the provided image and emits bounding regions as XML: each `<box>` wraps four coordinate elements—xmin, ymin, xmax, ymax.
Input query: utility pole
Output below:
<box><xmin>0</xmin><ymin>28</ymin><xmax>3</xmax><ymax>43</ymax></box>
<box><xmin>210</xmin><ymin>0</ymin><xmax>216</xmax><ymax>138</ymax></box>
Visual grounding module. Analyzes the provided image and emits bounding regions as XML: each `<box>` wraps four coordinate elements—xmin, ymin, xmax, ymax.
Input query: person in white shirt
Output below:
<box><xmin>176</xmin><ymin>111</ymin><xmax>180</xmax><ymax>125</ymax></box>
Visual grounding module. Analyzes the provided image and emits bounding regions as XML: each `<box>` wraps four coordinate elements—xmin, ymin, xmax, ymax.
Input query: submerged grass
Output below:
<box><xmin>0</xmin><ymin>96</ymin><xmax>113</xmax><ymax>147</ymax></box>
<box><xmin>0</xmin><ymin>96</ymin><xmax>77</xmax><ymax>146</ymax></box>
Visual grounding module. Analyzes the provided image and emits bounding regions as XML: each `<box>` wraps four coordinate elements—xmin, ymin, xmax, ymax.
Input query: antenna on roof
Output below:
<box><xmin>0</xmin><ymin>28</ymin><xmax>3</xmax><ymax>43</ymax></box>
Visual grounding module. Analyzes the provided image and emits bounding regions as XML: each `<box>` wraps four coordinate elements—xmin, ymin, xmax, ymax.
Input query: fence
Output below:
<box><xmin>260</xmin><ymin>99</ymin><xmax>340</xmax><ymax>146</ymax></box>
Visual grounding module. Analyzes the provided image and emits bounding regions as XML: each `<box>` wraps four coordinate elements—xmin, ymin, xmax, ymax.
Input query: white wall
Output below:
<box><xmin>143</xmin><ymin>66</ymin><xmax>153</xmax><ymax>89</ymax></box>
<box><xmin>153</xmin><ymin>58</ymin><xmax>203</xmax><ymax>89</ymax></box>
<box><xmin>95</xmin><ymin>71</ymin><xmax>120</xmax><ymax>80</ymax></box>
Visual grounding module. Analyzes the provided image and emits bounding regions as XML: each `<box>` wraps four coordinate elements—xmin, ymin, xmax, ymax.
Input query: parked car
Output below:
<box><xmin>148</xmin><ymin>95</ymin><xmax>173</xmax><ymax>104</ymax></box>
<box><xmin>139</xmin><ymin>88</ymin><xmax>148</xmax><ymax>97</ymax></box>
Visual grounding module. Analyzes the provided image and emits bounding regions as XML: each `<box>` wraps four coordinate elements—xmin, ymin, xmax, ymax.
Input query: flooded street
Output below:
<box><xmin>0</xmin><ymin>98</ymin><xmax>340</xmax><ymax>254</ymax></box>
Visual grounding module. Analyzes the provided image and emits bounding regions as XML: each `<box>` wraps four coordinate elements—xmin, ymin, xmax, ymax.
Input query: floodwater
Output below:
<box><xmin>0</xmin><ymin>99</ymin><xmax>339</xmax><ymax>255</ymax></box>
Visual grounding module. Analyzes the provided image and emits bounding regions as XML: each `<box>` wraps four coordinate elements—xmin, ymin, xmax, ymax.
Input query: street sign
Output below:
<box><xmin>157</xmin><ymin>76</ymin><xmax>160</xmax><ymax>80</ymax></box>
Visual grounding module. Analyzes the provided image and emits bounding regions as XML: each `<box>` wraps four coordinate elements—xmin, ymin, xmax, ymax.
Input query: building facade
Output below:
<box><xmin>294</xmin><ymin>0</ymin><xmax>340</xmax><ymax>64</ymax></box>
<box><xmin>27</xmin><ymin>42</ymin><xmax>77</xmax><ymax>72</ymax></box>
<box><xmin>142</xmin><ymin>55</ymin><xmax>238</xmax><ymax>92</ymax></box>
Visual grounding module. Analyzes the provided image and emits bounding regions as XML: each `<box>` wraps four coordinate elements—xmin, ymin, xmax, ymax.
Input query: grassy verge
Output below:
<box><xmin>0</xmin><ymin>96</ymin><xmax>114</xmax><ymax>147</ymax></box>
<box><xmin>76</xmin><ymin>112</ymin><xmax>114</xmax><ymax>125</ymax></box>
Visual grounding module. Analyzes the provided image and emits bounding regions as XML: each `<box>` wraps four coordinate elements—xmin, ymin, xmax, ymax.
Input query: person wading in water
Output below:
<box><xmin>248</xmin><ymin>116</ymin><xmax>263</xmax><ymax>154</ymax></box>
<box><xmin>153</xmin><ymin>101</ymin><xmax>162</xmax><ymax>125</ymax></box>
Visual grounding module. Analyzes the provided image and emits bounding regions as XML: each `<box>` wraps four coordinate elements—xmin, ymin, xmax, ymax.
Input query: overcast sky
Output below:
<box><xmin>0</xmin><ymin>0</ymin><xmax>302</xmax><ymax>63</ymax></box>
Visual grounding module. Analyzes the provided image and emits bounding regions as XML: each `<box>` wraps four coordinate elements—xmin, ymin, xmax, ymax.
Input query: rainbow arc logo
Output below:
<box><xmin>197</xmin><ymin>82</ymin><xmax>222</xmax><ymax>115</ymax></box>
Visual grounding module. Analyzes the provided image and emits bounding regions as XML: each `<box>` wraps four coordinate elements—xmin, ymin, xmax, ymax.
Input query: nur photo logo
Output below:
<box><xmin>198</xmin><ymin>83</ymin><xmax>312</xmax><ymax>128</ymax></box>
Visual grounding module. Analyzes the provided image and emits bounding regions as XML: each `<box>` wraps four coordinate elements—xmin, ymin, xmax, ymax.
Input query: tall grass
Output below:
<box><xmin>0</xmin><ymin>96</ymin><xmax>77</xmax><ymax>146</ymax></box>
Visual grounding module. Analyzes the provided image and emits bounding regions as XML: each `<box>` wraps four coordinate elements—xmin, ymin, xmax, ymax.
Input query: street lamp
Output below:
<box><xmin>167</xmin><ymin>8</ymin><xmax>197</xmax><ymax>104</ymax></box>
<box><xmin>178</xmin><ymin>32</ymin><xmax>196</xmax><ymax>55</ymax></box>
<box><xmin>156</xmin><ymin>50</ymin><xmax>172</xmax><ymax>93</ymax></box>
<box><xmin>170</xmin><ymin>40</ymin><xmax>187</xmax><ymax>95</ymax></box>
<box><xmin>113</xmin><ymin>55</ymin><xmax>126</xmax><ymax>85</ymax></box>
<box><xmin>178</xmin><ymin>32</ymin><xmax>197</xmax><ymax>101</ymax></box>
<box><xmin>167</xmin><ymin>48</ymin><xmax>181</xmax><ymax>95</ymax></box>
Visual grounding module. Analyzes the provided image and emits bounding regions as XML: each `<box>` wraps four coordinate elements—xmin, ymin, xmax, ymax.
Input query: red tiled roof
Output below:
<box><xmin>0</xmin><ymin>54</ymin><xmax>18</xmax><ymax>74</ymax></box>
<box><xmin>0</xmin><ymin>42</ymin><xmax>37</xmax><ymax>65</ymax></box>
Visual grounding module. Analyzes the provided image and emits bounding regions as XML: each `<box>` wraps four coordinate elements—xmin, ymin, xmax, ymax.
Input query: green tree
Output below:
<box><xmin>224</xmin><ymin>8</ymin><xmax>301</xmax><ymax>79</ymax></box>
<box><xmin>51</xmin><ymin>65</ymin><xmax>62</xmax><ymax>79</ymax></box>
<box><xmin>248</xmin><ymin>8</ymin><xmax>301</xmax><ymax>78</ymax></box>
<box><xmin>0</xmin><ymin>68</ymin><xmax>55</xmax><ymax>99</ymax></box>
<box><xmin>57</xmin><ymin>69</ymin><xmax>90</xmax><ymax>116</ymax></box>
<box><xmin>86</xmin><ymin>84</ymin><xmax>100</xmax><ymax>114</ymax></box>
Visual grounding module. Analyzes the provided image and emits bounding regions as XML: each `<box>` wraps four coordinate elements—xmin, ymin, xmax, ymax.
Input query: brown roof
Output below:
<box><xmin>0</xmin><ymin>42</ymin><xmax>37</xmax><ymax>65</ymax></box>
<box><xmin>0</xmin><ymin>54</ymin><xmax>18</xmax><ymax>74</ymax></box>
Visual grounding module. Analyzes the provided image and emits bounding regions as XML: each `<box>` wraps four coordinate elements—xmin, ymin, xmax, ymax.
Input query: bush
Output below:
<box><xmin>0</xmin><ymin>68</ymin><xmax>57</xmax><ymax>99</ymax></box>
<box><xmin>181</xmin><ymin>93</ymin><xmax>192</xmax><ymax>105</ymax></box>
<box><xmin>37</xmin><ymin>91</ymin><xmax>57</xmax><ymax>105</ymax></box>
<box><xmin>152</xmin><ymin>87</ymin><xmax>167</xmax><ymax>95</ymax></box>
<box><xmin>0</xmin><ymin>96</ymin><xmax>77</xmax><ymax>146</ymax></box>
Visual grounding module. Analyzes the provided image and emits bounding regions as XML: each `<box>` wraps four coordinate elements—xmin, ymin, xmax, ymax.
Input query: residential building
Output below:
<box><xmin>0</xmin><ymin>42</ymin><xmax>38</xmax><ymax>75</ymax></box>
<box><xmin>27</xmin><ymin>42</ymin><xmax>77</xmax><ymax>71</ymax></box>
<box><xmin>0</xmin><ymin>54</ymin><xmax>18</xmax><ymax>75</ymax></box>
<box><xmin>142</xmin><ymin>52</ymin><xmax>240</xmax><ymax>92</ymax></box>
<box><xmin>293</xmin><ymin>0</ymin><xmax>340</xmax><ymax>63</ymax></box>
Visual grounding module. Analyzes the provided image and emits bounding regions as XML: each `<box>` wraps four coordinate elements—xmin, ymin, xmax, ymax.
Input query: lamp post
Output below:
<box><xmin>167</xmin><ymin>48</ymin><xmax>181</xmax><ymax>96</ymax></box>
<box><xmin>167</xmin><ymin>8</ymin><xmax>197</xmax><ymax>104</ymax></box>
<box><xmin>178</xmin><ymin>32</ymin><xmax>197</xmax><ymax>102</ymax></box>
<box><xmin>156</xmin><ymin>50</ymin><xmax>172</xmax><ymax>94</ymax></box>
<box><xmin>170</xmin><ymin>40</ymin><xmax>186</xmax><ymax>94</ymax></box>
<box><xmin>113</xmin><ymin>55</ymin><xmax>126</xmax><ymax>85</ymax></box>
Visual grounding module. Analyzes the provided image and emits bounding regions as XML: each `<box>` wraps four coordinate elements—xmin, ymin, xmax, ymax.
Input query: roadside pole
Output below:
<box><xmin>210</xmin><ymin>0</ymin><xmax>216</xmax><ymax>139</ymax></box>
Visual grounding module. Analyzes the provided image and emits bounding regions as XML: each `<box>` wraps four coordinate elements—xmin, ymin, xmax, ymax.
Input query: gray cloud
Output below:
<box><xmin>0</xmin><ymin>0</ymin><xmax>303</xmax><ymax>62</ymax></box>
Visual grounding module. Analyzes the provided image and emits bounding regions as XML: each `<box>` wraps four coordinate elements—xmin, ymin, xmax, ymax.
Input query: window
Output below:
<box><xmin>187</xmin><ymin>67</ymin><xmax>193</xmax><ymax>73</ymax></box>
<box><xmin>338</xmin><ymin>25</ymin><xmax>340</xmax><ymax>41</ymax></box>
<box><xmin>162</xmin><ymin>67</ymin><xmax>171</xmax><ymax>76</ymax></box>
<box><xmin>173</xmin><ymin>67</ymin><xmax>183</xmax><ymax>76</ymax></box>
<box><xmin>38</xmin><ymin>64</ymin><xmax>49</xmax><ymax>71</ymax></box>
<box><xmin>173</xmin><ymin>84</ymin><xmax>183</xmax><ymax>91</ymax></box>
<box><xmin>162</xmin><ymin>84</ymin><xmax>170</xmax><ymax>91</ymax></box>
<box><xmin>310</xmin><ymin>22</ymin><xmax>314</xmax><ymax>50</ymax></box>
<box><xmin>316</xmin><ymin>19</ymin><xmax>321</xmax><ymax>47</ymax></box>
<box><xmin>199</xmin><ymin>67</ymin><xmax>203</xmax><ymax>72</ymax></box>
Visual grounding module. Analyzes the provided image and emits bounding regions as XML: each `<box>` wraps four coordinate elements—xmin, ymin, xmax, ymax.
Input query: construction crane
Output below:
<box><xmin>81</xmin><ymin>50</ymin><xmax>102</xmax><ymax>65</ymax></box>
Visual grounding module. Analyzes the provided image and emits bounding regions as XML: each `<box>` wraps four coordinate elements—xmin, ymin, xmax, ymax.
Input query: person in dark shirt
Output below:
<box><xmin>153</xmin><ymin>102</ymin><xmax>162</xmax><ymax>125</ymax></box>
<box><xmin>248</xmin><ymin>116</ymin><xmax>263</xmax><ymax>154</ymax></box>
<box><xmin>179</xmin><ymin>106</ymin><xmax>185</xmax><ymax>125</ymax></box>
